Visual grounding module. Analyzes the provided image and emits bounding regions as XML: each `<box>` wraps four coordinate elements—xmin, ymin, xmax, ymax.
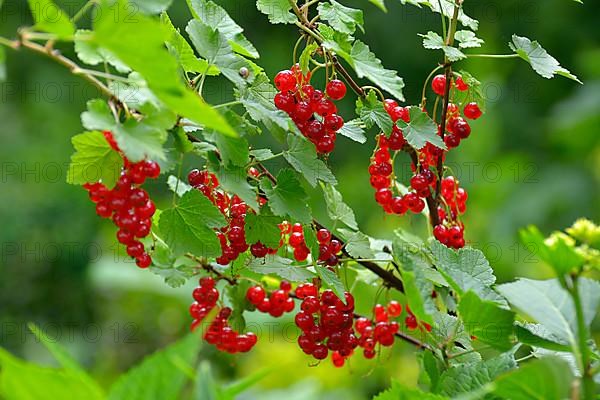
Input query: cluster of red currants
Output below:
<box><xmin>273</xmin><ymin>64</ymin><xmax>346</xmax><ymax>154</ymax></box>
<box><xmin>354</xmin><ymin>301</ymin><xmax>403</xmax><ymax>361</ymax></box>
<box><xmin>295</xmin><ymin>285</ymin><xmax>359</xmax><ymax>366</ymax></box>
<box><xmin>431</xmin><ymin>74</ymin><xmax>482</xmax><ymax>149</ymax></box>
<box><xmin>404</xmin><ymin>304</ymin><xmax>432</xmax><ymax>331</ymax></box>
<box><xmin>433</xmin><ymin>176</ymin><xmax>467</xmax><ymax>249</ymax></box>
<box><xmin>84</xmin><ymin>131</ymin><xmax>159</xmax><ymax>268</ymax></box>
<box><xmin>316</xmin><ymin>228</ymin><xmax>342</xmax><ymax>267</ymax></box>
<box><xmin>246</xmin><ymin>281</ymin><xmax>295</xmax><ymax>318</ymax></box>
<box><xmin>190</xmin><ymin>277</ymin><xmax>258</xmax><ymax>353</ymax></box>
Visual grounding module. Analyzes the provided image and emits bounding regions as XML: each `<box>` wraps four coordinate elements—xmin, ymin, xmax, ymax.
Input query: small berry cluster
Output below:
<box><xmin>274</xmin><ymin>65</ymin><xmax>346</xmax><ymax>154</ymax></box>
<box><xmin>354</xmin><ymin>301</ymin><xmax>401</xmax><ymax>361</ymax></box>
<box><xmin>431</xmin><ymin>74</ymin><xmax>482</xmax><ymax>149</ymax></box>
<box><xmin>84</xmin><ymin>131</ymin><xmax>159</xmax><ymax>268</ymax></box>
<box><xmin>190</xmin><ymin>277</ymin><xmax>257</xmax><ymax>353</ymax></box>
<box><xmin>246</xmin><ymin>281</ymin><xmax>295</xmax><ymax>318</ymax></box>
<box><xmin>287</xmin><ymin>222</ymin><xmax>311</xmax><ymax>262</ymax></box>
<box><xmin>433</xmin><ymin>176</ymin><xmax>467</xmax><ymax>248</ymax></box>
<box><xmin>285</xmin><ymin>224</ymin><xmax>341</xmax><ymax>266</ymax></box>
<box><xmin>404</xmin><ymin>304</ymin><xmax>432</xmax><ymax>332</ymax></box>
<box><xmin>295</xmin><ymin>286</ymin><xmax>358</xmax><ymax>366</ymax></box>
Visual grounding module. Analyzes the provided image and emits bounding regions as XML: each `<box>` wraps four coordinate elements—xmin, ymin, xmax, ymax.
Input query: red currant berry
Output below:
<box><xmin>463</xmin><ymin>102</ymin><xmax>482</xmax><ymax>120</ymax></box>
<box><xmin>455</xmin><ymin>76</ymin><xmax>469</xmax><ymax>91</ymax></box>
<box><xmin>326</xmin><ymin>79</ymin><xmax>347</xmax><ymax>100</ymax></box>
<box><xmin>274</xmin><ymin>70</ymin><xmax>297</xmax><ymax>92</ymax></box>
<box><xmin>136</xmin><ymin>253</ymin><xmax>152</xmax><ymax>268</ymax></box>
<box><xmin>431</xmin><ymin>74</ymin><xmax>447</xmax><ymax>96</ymax></box>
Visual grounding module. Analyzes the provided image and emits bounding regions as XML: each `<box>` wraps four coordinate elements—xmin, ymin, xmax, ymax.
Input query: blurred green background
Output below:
<box><xmin>0</xmin><ymin>0</ymin><xmax>599</xmax><ymax>398</ymax></box>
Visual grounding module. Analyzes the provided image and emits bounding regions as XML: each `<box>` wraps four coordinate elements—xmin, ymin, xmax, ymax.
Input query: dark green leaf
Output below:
<box><xmin>246</xmin><ymin>255</ymin><xmax>315</xmax><ymax>281</ymax></box>
<box><xmin>159</xmin><ymin>190</ymin><xmax>226</xmax><ymax>257</ymax></box>
<box><xmin>356</xmin><ymin>90</ymin><xmax>393</xmax><ymax>134</ymax></box>
<box><xmin>67</xmin><ymin>131</ymin><xmax>123</xmax><ymax>188</ymax></box>
<box><xmin>245</xmin><ymin>211</ymin><xmax>282</xmax><ymax>249</ymax></box>
<box><xmin>260</xmin><ymin>169</ymin><xmax>312</xmax><ymax>224</ymax></box>
<box><xmin>397</xmin><ymin>107</ymin><xmax>446</xmax><ymax>150</ymax></box>
<box><xmin>283</xmin><ymin>134</ymin><xmax>337</xmax><ymax>187</ymax></box>
<box><xmin>338</xmin><ymin>228</ymin><xmax>374</xmax><ymax>259</ymax></box>
<box><xmin>315</xmin><ymin>265</ymin><xmax>346</xmax><ymax>303</ymax></box>
<box><xmin>338</xmin><ymin>119</ymin><xmax>366</xmax><ymax>143</ymax></box>
<box><xmin>515</xmin><ymin>323</ymin><xmax>571</xmax><ymax>352</ymax></box>
<box><xmin>322</xmin><ymin>183</ymin><xmax>358</xmax><ymax>230</ymax></box>
<box><xmin>317</xmin><ymin>0</ymin><xmax>364</xmax><ymax>35</ymax></box>
<box><xmin>373</xmin><ymin>379</ymin><xmax>448</xmax><ymax>400</ymax></box>
<box><xmin>206</xmin><ymin>152</ymin><xmax>258</xmax><ymax>210</ymax></box>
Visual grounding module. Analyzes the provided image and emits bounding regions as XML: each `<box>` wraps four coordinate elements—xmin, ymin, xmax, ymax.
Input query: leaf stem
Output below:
<box><xmin>570</xmin><ymin>276</ymin><xmax>595</xmax><ymax>400</ymax></box>
<box><xmin>467</xmin><ymin>53</ymin><xmax>519</xmax><ymax>59</ymax></box>
<box><xmin>214</xmin><ymin>100</ymin><xmax>242</xmax><ymax>109</ymax></box>
<box><xmin>71</xmin><ymin>0</ymin><xmax>98</xmax><ymax>23</ymax></box>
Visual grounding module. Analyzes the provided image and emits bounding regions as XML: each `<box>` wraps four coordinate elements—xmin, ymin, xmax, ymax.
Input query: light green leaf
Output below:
<box><xmin>317</xmin><ymin>0</ymin><xmax>364</xmax><ymax>35</ymax></box>
<box><xmin>284</xmin><ymin>134</ymin><xmax>337</xmax><ymax>187</ymax></box>
<box><xmin>299</xmin><ymin>43</ymin><xmax>318</xmax><ymax>75</ymax></box>
<box><xmin>338</xmin><ymin>228</ymin><xmax>375</xmax><ymax>259</ymax></box>
<box><xmin>260</xmin><ymin>169</ymin><xmax>312</xmax><ymax>224</ymax></box>
<box><xmin>454</xmin><ymin>30</ymin><xmax>484</xmax><ymax>48</ymax></box>
<box><xmin>315</xmin><ymin>265</ymin><xmax>346</xmax><ymax>303</ymax></box>
<box><xmin>74</xmin><ymin>30</ymin><xmax>130</xmax><ymax>73</ymax></box>
<box><xmin>27</xmin><ymin>0</ymin><xmax>74</xmax><ymax>38</ymax></box>
<box><xmin>130</xmin><ymin>0</ymin><xmax>173</xmax><ymax>14</ymax></box>
<box><xmin>107</xmin><ymin>334</ymin><xmax>200</xmax><ymax>400</ymax></box>
<box><xmin>159</xmin><ymin>190</ymin><xmax>226</xmax><ymax>257</ymax></box>
<box><xmin>150</xmin><ymin>264</ymin><xmax>196</xmax><ymax>288</ymax></box>
<box><xmin>509</xmin><ymin>35</ymin><xmax>581</xmax><ymax>83</ymax></box>
<box><xmin>367</xmin><ymin>0</ymin><xmax>387</xmax><ymax>12</ymax></box>
<box><xmin>256</xmin><ymin>0</ymin><xmax>296</xmax><ymax>24</ymax></box>
<box><xmin>322</xmin><ymin>183</ymin><xmax>358</xmax><ymax>230</ymax></box>
<box><xmin>420</xmin><ymin>31</ymin><xmax>466</xmax><ymax>62</ymax></box>
<box><xmin>338</xmin><ymin>119</ymin><xmax>366</xmax><ymax>143</ymax></box>
<box><xmin>374</xmin><ymin>379</ymin><xmax>448</xmax><ymax>400</ymax></box>
<box><xmin>186</xmin><ymin>20</ymin><xmax>253</xmax><ymax>88</ymax></box>
<box><xmin>356</xmin><ymin>90</ymin><xmax>393</xmax><ymax>134</ymax></box>
<box><xmin>167</xmin><ymin>175</ymin><xmax>193</xmax><ymax>197</ymax></box>
<box><xmin>214</xmin><ymin>132</ymin><xmax>250</xmax><ymax>167</ymax></box>
<box><xmin>350</xmin><ymin>40</ymin><xmax>404</xmax><ymax>101</ymax></box>
<box><xmin>245</xmin><ymin>211</ymin><xmax>282</xmax><ymax>249</ymax></box>
<box><xmin>458</xmin><ymin>291</ymin><xmax>515</xmax><ymax>351</ymax></box>
<box><xmin>247</xmin><ymin>255</ymin><xmax>315</xmax><ymax>281</ymax></box>
<box><xmin>187</xmin><ymin>0</ymin><xmax>258</xmax><ymax>58</ymax></box>
<box><xmin>206</xmin><ymin>153</ymin><xmax>258</xmax><ymax>210</ymax></box>
<box><xmin>67</xmin><ymin>131</ymin><xmax>124</xmax><ymax>188</ymax></box>
<box><xmin>515</xmin><ymin>323</ymin><xmax>571</xmax><ymax>352</ymax></box>
<box><xmin>425</xmin><ymin>0</ymin><xmax>479</xmax><ymax>31</ymax></box>
<box><xmin>519</xmin><ymin>225</ymin><xmax>585</xmax><ymax>275</ymax></box>
<box><xmin>94</xmin><ymin>0</ymin><xmax>235</xmax><ymax>137</ymax></box>
<box><xmin>397</xmin><ymin>107</ymin><xmax>446</xmax><ymax>150</ymax></box>
<box><xmin>250</xmin><ymin>148</ymin><xmax>275</xmax><ymax>161</ymax></box>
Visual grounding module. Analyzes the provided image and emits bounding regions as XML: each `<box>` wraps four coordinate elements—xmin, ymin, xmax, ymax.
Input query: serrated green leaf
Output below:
<box><xmin>107</xmin><ymin>334</ymin><xmax>200</xmax><ymax>400</ymax></box>
<box><xmin>74</xmin><ymin>30</ymin><xmax>130</xmax><ymax>73</ymax></box>
<box><xmin>338</xmin><ymin>228</ymin><xmax>374</xmax><ymax>259</ymax></box>
<box><xmin>420</xmin><ymin>31</ymin><xmax>466</xmax><ymax>61</ymax></box>
<box><xmin>161</xmin><ymin>13</ymin><xmax>219</xmax><ymax>75</ymax></box>
<box><xmin>397</xmin><ymin>107</ymin><xmax>446</xmax><ymax>150</ymax></box>
<box><xmin>159</xmin><ymin>190</ymin><xmax>226</xmax><ymax>258</ymax></box>
<box><xmin>150</xmin><ymin>264</ymin><xmax>196</xmax><ymax>288</ymax></box>
<box><xmin>426</xmin><ymin>0</ymin><xmax>479</xmax><ymax>31</ymax></box>
<box><xmin>27</xmin><ymin>0</ymin><xmax>74</xmax><ymax>38</ymax></box>
<box><xmin>67</xmin><ymin>131</ymin><xmax>123</xmax><ymax>188</ymax></box>
<box><xmin>256</xmin><ymin>0</ymin><xmax>296</xmax><ymax>24</ymax></box>
<box><xmin>454</xmin><ymin>30</ymin><xmax>484</xmax><ymax>49</ymax></box>
<box><xmin>299</xmin><ymin>43</ymin><xmax>318</xmax><ymax>75</ymax></box>
<box><xmin>247</xmin><ymin>255</ymin><xmax>315</xmax><ymax>281</ymax></box>
<box><xmin>490</xmin><ymin>357</ymin><xmax>574</xmax><ymax>400</ymax></box>
<box><xmin>283</xmin><ymin>134</ymin><xmax>337</xmax><ymax>187</ymax></box>
<box><xmin>337</xmin><ymin>119</ymin><xmax>366</xmax><ymax>143</ymax></box>
<box><xmin>260</xmin><ymin>169</ymin><xmax>312</xmax><ymax>224</ymax></box>
<box><xmin>205</xmin><ymin>153</ymin><xmax>258</xmax><ymax>210</ymax></box>
<box><xmin>167</xmin><ymin>175</ymin><xmax>193</xmax><ymax>197</ymax></box>
<box><xmin>214</xmin><ymin>132</ymin><xmax>249</xmax><ymax>167</ymax></box>
<box><xmin>245</xmin><ymin>211</ymin><xmax>282</xmax><ymax>249</ymax></box>
<box><xmin>315</xmin><ymin>265</ymin><xmax>346</xmax><ymax>303</ymax></box>
<box><xmin>509</xmin><ymin>35</ymin><xmax>581</xmax><ymax>83</ymax></box>
<box><xmin>356</xmin><ymin>90</ymin><xmax>393</xmax><ymax>134</ymax></box>
<box><xmin>458</xmin><ymin>291</ymin><xmax>515</xmax><ymax>351</ymax></box>
<box><xmin>367</xmin><ymin>0</ymin><xmax>387</xmax><ymax>12</ymax></box>
<box><xmin>187</xmin><ymin>0</ymin><xmax>258</xmax><ymax>59</ymax></box>
<box><xmin>250</xmin><ymin>148</ymin><xmax>275</xmax><ymax>161</ymax></box>
<box><xmin>439</xmin><ymin>353</ymin><xmax>516</xmax><ymax>397</ymax></box>
<box><xmin>94</xmin><ymin>0</ymin><xmax>236</xmax><ymax>137</ymax></box>
<box><xmin>130</xmin><ymin>0</ymin><xmax>172</xmax><ymax>14</ymax></box>
<box><xmin>515</xmin><ymin>323</ymin><xmax>571</xmax><ymax>352</ymax></box>
<box><xmin>304</xmin><ymin>225</ymin><xmax>320</xmax><ymax>261</ymax></box>
<box><xmin>373</xmin><ymin>379</ymin><xmax>448</xmax><ymax>400</ymax></box>
<box><xmin>322</xmin><ymin>183</ymin><xmax>358</xmax><ymax>230</ymax></box>
<box><xmin>317</xmin><ymin>0</ymin><xmax>364</xmax><ymax>35</ymax></box>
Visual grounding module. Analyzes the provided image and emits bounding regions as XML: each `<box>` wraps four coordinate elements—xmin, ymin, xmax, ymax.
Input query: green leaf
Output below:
<box><xmin>283</xmin><ymin>134</ymin><xmax>337</xmax><ymax>187</ymax></box>
<box><xmin>519</xmin><ymin>225</ymin><xmax>585</xmax><ymax>275</ymax></box>
<box><xmin>167</xmin><ymin>175</ymin><xmax>193</xmax><ymax>197</ymax></box>
<box><xmin>187</xmin><ymin>0</ymin><xmax>258</xmax><ymax>59</ymax></box>
<box><xmin>397</xmin><ymin>107</ymin><xmax>447</xmax><ymax>150</ymax></box>
<box><xmin>490</xmin><ymin>357</ymin><xmax>574</xmax><ymax>400</ymax></box>
<box><xmin>424</xmin><ymin>0</ymin><xmax>479</xmax><ymax>31</ymax></box>
<box><xmin>256</xmin><ymin>0</ymin><xmax>296</xmax><ymax>24</ymax></box>
<box><xmin>367</xmin><ymin>0</ymin><xmax>387</xmax><ymax>12</ymax></box>
<box><xmin>322</xmin><ymin>183</ymin><xmax>358</xmax><ymax>230</ymax></box>
<box><xmin>317</xmin><ymin>0</ymin><xmax>364</xmax><ymax>35</ymax></box>
<box><xmin>186</xmin><ymin>20</ymin><xmax>253</xmax><ymax>88</ymax></box>
<box><xmin>74</xmin><ymin>30</ymin><xmax>130</xmax><ymax>73</ymax></box>
<box><xmin>214</xmin><ymin>132</ymin><xmax>250</xmax><ymax>167</ymax></box>
<box><xmin>509</xmin><ymin>35</ymin><xmax>581</xmax><ymax>83</ymax></box>
<box><xmin>130</xmin><ymin>0</ymin><xmax>173</xmax><ymax>14</ymax></box>
<box><xmin>66</xmin><ymin>131</ymin><xmax>123</xmax><ymax>188</ymax></box>
<box><xmin>439</xmin><ymin>353</ymin><xmax>516</xmax><ymax>397</ymax></box>
<box><xmin>107</xmin><ymin>334</ymin><xmax>200</xmax><ymax>400</ymax></box>
<box><xmin>454</xmin><ymin>30</ymin><xmax>484</xmax><ymax>48</ymax></box>
<box><xmin>0</xmin><ymin>46</ymin><xmax>6</xmax><ymax>82</ymax></box>
<box><xmin>373</xmin><ymin>379</ymin><xmax>448</xmax><ymax>400</ymax></box>
<box><xmin>226</xmin><ymin>280</ymin><xmax>252</xmax><ymax>331</ymax></box>
<box><xmin>299</xmin><ymin>43</ymin><xmax>319</xmax><ymax>75</ymax></box>
<box><xmin>159</xmin><ymin>190</ymin><xmax>226</xmax><ymax>258</ymax></box>
<box><xmin>515</xmin><ymin>323</ymin><xmax>571</xmax><ymax>352</ymax></box>
<box><xmin>221</xmin><ymin>367</ymin><xmax>272</xmax><ymax>400</ymax></box>
<box><xmin>27</xmin><ymin>0</ymin><xmax>75</xmax><ymax>38</ymax></box>
<box><xmin>429</xmin><ymin>240</ymin><xmax>502</xmax><ymax>303</ymax></box>
<box><xmin>260</xmin><ymin>169</ymin><xmax>312</xmax><ymax>224</ymax></box>
<box><xmin>315</xmin><ymin>265</ymin><xmax>346</xmax><ymax>303</ymax></box>
<box><xmin>420</xmin><ymin>31</ymin><xmax>466</xmax><ymax>62</ymax></box>
<box><xmin>458</xmin><ymin>291</ymin><xmax>515</xmax><ymax>351</ymax></box>
<box><xmin>150</xmin><ymin>264</ymin><xmax>196</xmax><ymax>288</ymax></box>
<box><xmin>356</xmin><ymin>90</ymin><xmax>393</xmax><ymax>134</ymax></box>
<box><xmin>0</xmin><ymin>349</ymin><xmax>104</xmax><ymax>400</ymax></box>
<box><xmin>115</xmin><ymin>107</ymin><xmax>174</xmax><ymax>163</ymax></box>
<box><xmin>236</xmin><ymin>74</ymin><xmax>297</xmax><ymax>139</ymax></box>
<box><xmin>250</xmin><ymin>148</ymin><xmax>275</xmax><ymax>161</ymax></box>
<box><xmin>304</xmin><ymin>226</ymin><xmax>320</xmax><ymax>261</ymax></box>
<box><xmin>206</xmin><ymin>153</ymin><xmax>258</xmax><ymax>210</ymax></box>
<box><xmin>194</xmin><ymin>362</ymin><xmax>219</xmax><ymax>400</ymax></box>
<box><xmin>94</xmin><ymin>0</ymin><xmax>235</xmax><ymax>137</ymax></box>
<box><xmin>245</xmin><ymin>211</ymin><xmax>282</xmax><ymax>249</ymax></box>
<box><xmin>161</xmin><ymin>13</ymin><xmax>219</xmax><ymax>75</ymax></box>
<box><xmin>338</xmin><ymin>228</ymin><xmax>375</xmax><ymax>259</ymax></box>
<box><xmin>246</xmin><ymin>255</ymin><xmax>315</xmax><ymax>281</ymax></box>
<box><xmin>338</xmin><ymin>119</ymin><xmax>366</xmax><ymax>143</ymax></box>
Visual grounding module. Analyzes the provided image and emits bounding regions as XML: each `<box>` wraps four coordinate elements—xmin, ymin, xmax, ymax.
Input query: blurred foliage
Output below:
<box><xmin>0</xmin><ymin>0</ymin><xmax>598</xmax><ymax>398</ymax></box>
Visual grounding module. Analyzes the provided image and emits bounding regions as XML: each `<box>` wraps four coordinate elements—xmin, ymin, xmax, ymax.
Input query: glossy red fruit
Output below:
<box><xmin>455</xmin><ymin>76</ymin><xmax>469</xmax><ymax>91</ymax></box>
<box><xmin>326</xmin><ymin>79</ymin><xmax>347</xmax><ymax>100</ymax></box>
<box><xmin>463</xmin><ymin>102</ymin><xmax>482</xmax><ymax>120</ymax></box>
<box><xmin>274</xmin><ymin>92</ymin><xmax>296</xmax><ymax>112</ymax></box>
<box><xmin>387</xmin><ymin>300</ymin><xmax>402</xmax><ymax>317</ymax></box>
<box><xmin>136</xmin><ymin>253</ymin><xmax>152</xmax><ymax>268</ymax></box>
<box><xmin>274</xmin><ymin>70</ymin><xmax>297</xmax><ymax>92</ymax></box>
<box><xmin>431</xmin><ymin>74</ymin><xmax>447</xmax><ymax>96</ymax></box>
<box><xmin>317</xmin><ymin>229</ymin><xmax>332</xmax><ymax>244</ymax></box>
<box><xmin>246</xmin><ymin>286</ymin><xmax>266</xmax><ymax>305</ymax></box>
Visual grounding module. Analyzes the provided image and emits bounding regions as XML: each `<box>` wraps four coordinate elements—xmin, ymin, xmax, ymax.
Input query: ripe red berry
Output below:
<box><xmin>326</xmin><ymin>79</ymin><xmax>347</xmax><ymax>100</ymax></box>
<box><xmin>455</xmin><ymin>76</ymin><xmax>469</xmax><ymax>91</ymax></box>
<box><xmin>274</xmin><ymin>70</ymin><xmax>296</xmax><ymax>92</ymax></box>
<box><xmin>317</xmin><ymin>229</ymin><xmax>332</xmax><ymax>244</ymax></box>
<box><xmin>431</xmin><ymin>74</ymin><xmax>447</xmax><ymax>96</ymax></box>
<box><xmin>136</xmin><ymin>253</ymin><xmax>152</xmax><ymax>268</ymax></box>
<box><xmin>387</xmin><ymin>301</ymin><xmax>402</xmax><ymax>317</ymax></box>
<box><xmin>246</xmin><ymin>286</ymin><xmax>266</xmax><ymax>305</ymax></box>
<box><xmin>463</xmin><ymin>102</ymin><xmax>482</xmax><ymax>120</ymax></box>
